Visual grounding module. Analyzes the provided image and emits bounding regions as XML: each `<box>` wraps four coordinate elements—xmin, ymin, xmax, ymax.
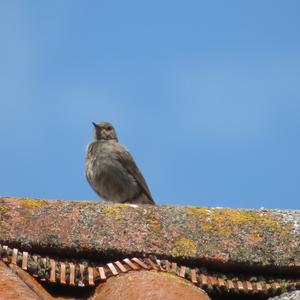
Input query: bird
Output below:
<box><xmin>85</xmin><ymin>122</ymin><xmax>156</xmax><ymax>205</ymax></box>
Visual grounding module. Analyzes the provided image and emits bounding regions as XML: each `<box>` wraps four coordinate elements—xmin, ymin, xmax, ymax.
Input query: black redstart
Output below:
<box><xmin>85</xmin><ymin>122</ymin><xmax>156</xmax><ymax>205</ymax></box>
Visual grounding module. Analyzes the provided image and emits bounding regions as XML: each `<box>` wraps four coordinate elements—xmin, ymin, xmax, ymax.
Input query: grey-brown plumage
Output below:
<box><xmin>85</xmin><ymin>122</ymin><xmax>156</xmax><ymax>205</ymax></box>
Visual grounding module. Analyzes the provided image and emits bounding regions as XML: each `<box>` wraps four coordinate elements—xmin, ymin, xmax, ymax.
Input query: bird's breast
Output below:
<box><xmin>85</xmin><ymin>144</ymin><xmax>139</xmax><ymax>202</ymax></box>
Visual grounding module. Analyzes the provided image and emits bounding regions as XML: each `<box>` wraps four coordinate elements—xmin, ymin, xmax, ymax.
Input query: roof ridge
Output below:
<box><xmin>1</xmin><ymin>244</ymin><xmax>299</xmax><ymax>296</ymax></box>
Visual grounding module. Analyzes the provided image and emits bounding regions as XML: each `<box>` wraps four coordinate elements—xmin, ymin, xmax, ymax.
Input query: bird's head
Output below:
<box><xmin>92</xmin><ymin>122</ymin><xmax>118</xmax><ymax>141</ymax></box>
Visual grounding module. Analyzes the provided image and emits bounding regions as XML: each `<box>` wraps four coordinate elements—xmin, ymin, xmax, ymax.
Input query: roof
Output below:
<box><xmin>0</xmin><ymin>196</ymin><xmax>299</xmax><ymax>299</ymax></box>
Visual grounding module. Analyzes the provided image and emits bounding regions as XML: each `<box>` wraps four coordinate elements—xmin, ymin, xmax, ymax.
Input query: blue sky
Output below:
<box><xmin>1</xmin><ymin>1</ymin><xmax>299</xmax><ymax>209</ymax></box>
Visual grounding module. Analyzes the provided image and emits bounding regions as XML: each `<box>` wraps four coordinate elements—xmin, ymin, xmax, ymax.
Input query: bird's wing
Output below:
<box><xmin>116</xmin><ymin>147</ymin><xmax>155</xmax><ymax>204</ymax></box>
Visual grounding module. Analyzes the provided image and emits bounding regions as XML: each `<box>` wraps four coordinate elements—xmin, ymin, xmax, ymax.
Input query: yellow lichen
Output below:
<box><xmin>0</xmin><ymin>206</ymin><xmax>9</xmax><ymax>214</ymax></box>
<box><xmin>0</xmin><ymin>206</ymin><xmax>9</xmax><ymax>223</ymax></box>
<box><xmin>171</xmin><ymin>238</ymin><xmax>197</xmax><ymax>257</ymax></box>
<box><xmin>187</xmin><ymin>206</ymin><xmax>285</xmax><ymax>238</ymax></box>
<box><xmin>217</xmin><ymin>227</ymin><xmax>232</xmax><ymax>236</ymax></box>
<box><xmin>211</xmin><ymin>209</ymin><xmax>283</xmax><ymax>233</ymax></box>
<box><xmin>102</xmin><ymin>204</ymin><xmax>126</xmax><ymax>216</ymax></box>
<box><xmin>187</xmin><ymin>207</ymin><xmax>210</xmax><ymax>218</ymax></box>
<box><xmin>21</xmin><ymin>198</ymin><xmax>47</xmax><ymax>208</ymax></box>
<box><xmin>48</xmin><ymin>225</ymin><xmax>61</xmax><ymax>232</ymax></box>
<box><xmin>146</xmin><ymin>214</ymin><xmax>161</xmax><ymax>232</ymax></box>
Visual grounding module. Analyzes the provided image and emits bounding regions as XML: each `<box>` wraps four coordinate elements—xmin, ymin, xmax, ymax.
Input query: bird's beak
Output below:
<box><xmin>92</xmin><ymin>122</ymin><xmax>98</xmax><ymax>128</ymax></box>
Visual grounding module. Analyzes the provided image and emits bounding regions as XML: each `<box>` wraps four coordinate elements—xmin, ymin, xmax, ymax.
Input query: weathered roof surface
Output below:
<box><xmin>0</xmin><ymin>197</ymin><xmax>299</xmax><ymax>274</ymax></box>
<box><xmin>268</xmin><ymin>291</ymin><xmax>300</xmax><ymax>300</ymax></box>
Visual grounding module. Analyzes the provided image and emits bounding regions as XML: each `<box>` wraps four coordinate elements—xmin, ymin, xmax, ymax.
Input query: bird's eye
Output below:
<box><xmin>107</xmin><ymin>126</ymin><xmax>112</xmax><ymax>130</ymax></box>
